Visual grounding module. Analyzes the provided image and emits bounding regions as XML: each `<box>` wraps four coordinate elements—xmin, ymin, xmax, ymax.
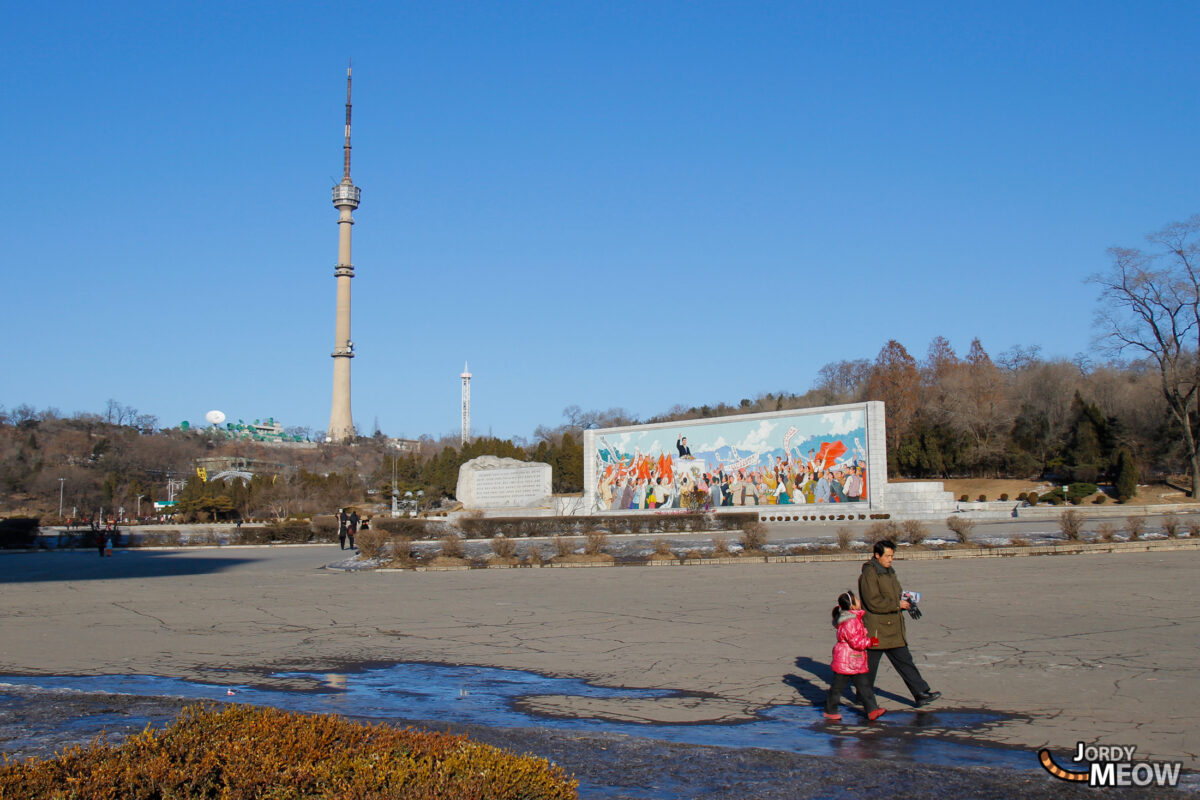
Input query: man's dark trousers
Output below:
<box><xmin>867</xmin><ymin>646</ymin><xmax>931</xmax><ymax>701</ymax></box>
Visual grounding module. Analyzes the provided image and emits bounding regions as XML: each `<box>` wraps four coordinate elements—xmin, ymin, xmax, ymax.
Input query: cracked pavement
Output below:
<box><xmin>0</xmin><ymin>544</ymin><xmax>1196</xmax><ymax>769</ymax></box>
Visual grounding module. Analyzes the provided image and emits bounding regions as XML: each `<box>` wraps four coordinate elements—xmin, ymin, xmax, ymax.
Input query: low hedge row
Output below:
<box><xmin>456</xmin><ymin>512</ymin><xmax>758</xmax><ymax>539</ymax></box>
<box><xmin>0</xmin><ymin>704</ymin><xmax>577</xmax><ymax>800</ymax></box>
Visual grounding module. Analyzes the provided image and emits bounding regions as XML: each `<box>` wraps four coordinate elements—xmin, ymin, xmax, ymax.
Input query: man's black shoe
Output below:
<box><xmin>915</xmin><ymin>691</ymin><xmax>941</xmax><ymax>707</ymax></box>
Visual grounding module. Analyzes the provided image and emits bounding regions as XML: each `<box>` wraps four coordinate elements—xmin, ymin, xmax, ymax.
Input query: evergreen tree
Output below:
<box><xmin>1115</xmin><ymin>448</ymin><xmax>1138</xmax><ymax>502</ymax></box>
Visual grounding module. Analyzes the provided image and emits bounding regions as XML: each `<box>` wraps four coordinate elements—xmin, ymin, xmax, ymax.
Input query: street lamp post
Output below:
<box><xmin>58</xmin><ymin>478</ymin><xmax>65</xmax><ymax>519</ymax></box>
<box><xmin>391</xmin><ymin>458</ymin><xmax>399</xmax><ymax>518</ymax></box>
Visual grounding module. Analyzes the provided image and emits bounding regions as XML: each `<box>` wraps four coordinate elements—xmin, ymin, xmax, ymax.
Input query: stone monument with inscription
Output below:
<box><xmin>456</xmin><ymin>455</ymin><xmax>553</xmax><ymax>510</ymax></box>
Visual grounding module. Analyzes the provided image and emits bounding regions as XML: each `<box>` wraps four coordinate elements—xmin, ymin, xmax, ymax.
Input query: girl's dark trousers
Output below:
<box><xmin>825</xmin><ymin>672</ymin><xmax>879</xmax><ymax>713</ymax></box>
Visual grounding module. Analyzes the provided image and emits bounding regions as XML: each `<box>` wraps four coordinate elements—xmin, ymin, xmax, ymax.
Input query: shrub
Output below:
<box><xmin>525</xmin><ymin>548</ymin><xmax>544</xmax><ymax>566</ymax></box>
<box><xmin>959</xmin><ymin>494</ymin><xmax>969</xmax><ymax>502</ymax></box>
<box><xmin>651</xmin><ymin>538</ymin><xmax>674</xmax><ymax>558</ymax></box>
<box><xmin>491</xmin><ymin>534</ymin><xmax>518</xmax><ymax>560</ymax></box>
<box><xmin>1026</xmin><ymin>491</ymin><xmax>1039</xmax><ymax>506</ymax></box>
<box><xmin>977</xmin><ymin>494</ymin><xmax>987</xmax><ymax>502</ymax></box>
<box><xmin>1093</xmin><ymin>494</ymin><xmax>1109</xmax><ymax>504</ymax></box>
<box><xmin>1115</xmin><ymin>448</ymin><xmax>1138</xmax><ymax>502</ymax></box>
<box><xmin>866</xmin><ymin>520</ymin><xmax>902</xmax><ymax>543</ymax></box>
<box><xmin>439</xmin><ymin>534</ymin><xmax>465</xmax><ymax>559</ymax></box>
<box><xmin>1161</xmin><ymin>515</ymin><xmax>1181</xmax><ymax>539</ymax></box>
<box><xmin>1066</xmin><ymin>482</ymin><xmax>1099</xmax><ymax>505</ymax></box>
<box><xmin>1009</xmin><ymin>535</ymin><xmax>1030</xmax><ymax>547</ymax></box>
<box><xmin>265</xmin><ymin>520</ymin><xmax>313</xmax><ymax>543</ymax></box>
<box><xmin>375</xmin><ymin>518</ymin><xmax>430</xmax><ymax>538</ymax></box>
<box><xmin>945</xmin><ymin>516</ymin><xmax>976</xmax><ymax>544</ymax></box>
<box><xmin>836</xmin><ymin>526</ymin><xmax>854</xmax><ymax>551</ymax></box>
<box><xmin>355</xmin><ymin>527</ymin><xmax>389</xmax><ymax>559</ymax></box>
<box><xmin>389</xmin><ymin>534</ymin><xmax>414</xmax><ymax>566</ymax></box>
<box><xmin>711</xmin><ymin>536</ymin><xmax>731</xmax><ymax>557</ymax></box>
<box><xmin>1188</xmin><ymin>518</ymin><xmax>1200</xmax><ymax>538</ymax></box>
<box><xmin>1058</xmin><ymin>509</ymin><xmax>1084</xmax><ymax>541</ymax></box>
<box><xmin>901</xmin><ymin>519</ymin><xmax>929</xmax><ymax>546</ymax></box>
<box><xmin>1016</xmin><ymin>492</ymin><xmax>1028</xmax><ymax>503</ymax></box>
<box><xmin>739</xmin><ymin>521</ymin><xmax>769</xmax><ymax>552</ymax></box>
<box><xmin>999</xmin><ymin>493</ymin><xmax>1009</xmax><ymax>502</ymax></box>
<box><xmin>553</xmin><ymin>535</ymin><xmax>575</xmax><ymax>558</ymax></box>
<box><xmin>0</xmin><ymin>704</ymin><xmax>577</xmax><ymax>799</ymax></box>
<box><xmin>1097</xmin><ymin>521</ymin><xmax>1118</xmax><ymax>542</ymax></box>
<box><xmin>311</xmin><ymin>514</ymin><xmax>339</xmax><ymax>538</ymax></box>
<box><xmin>141</xmin><ymin>529</ymin><xmax>184</xmax><ymax>547</ymax></box>
<box><xmin>1124</xmin><ymin>517</ymin><xmax>1146</xmax><ymax>541</ymax></box>
<box><xmin>584</xmin><ymin>529</ymin><xmax>609</xmax><ymax>555</ymax></box>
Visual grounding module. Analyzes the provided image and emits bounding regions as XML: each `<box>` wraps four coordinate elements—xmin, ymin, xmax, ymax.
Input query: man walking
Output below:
<box><xmin>859</xmin><ymin>539</ymin><xmax>941</xmax><ymax>707</ymax></box>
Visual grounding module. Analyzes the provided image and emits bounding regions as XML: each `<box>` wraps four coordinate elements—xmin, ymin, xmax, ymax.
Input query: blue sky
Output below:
<box><xmin>3</xmin><ymin>2</ymin><xmax>1198</xmax><ymax>441</ymax></box>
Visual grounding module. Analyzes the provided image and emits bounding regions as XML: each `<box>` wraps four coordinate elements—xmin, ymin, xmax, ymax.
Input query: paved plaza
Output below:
<box><xmin>0</xmin><ymin>541</ymin><xmax>1196</xmax><ymax>771</ymax></box>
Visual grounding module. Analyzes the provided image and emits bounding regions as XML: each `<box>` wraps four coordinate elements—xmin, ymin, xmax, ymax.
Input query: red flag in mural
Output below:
<box><xmin>816</xmin><ymin>440</ymin><xmax>847</xmax><ymax>470</ymax></box>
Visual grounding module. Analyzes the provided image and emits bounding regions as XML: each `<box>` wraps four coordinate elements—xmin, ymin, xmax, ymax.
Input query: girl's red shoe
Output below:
<box><xmin>868</xmin><ymin>708</ymin><xmax>887</xmax><ymax>721</ymax></box>
<box><xmin>822</xmin><ymin>712</ymin><xmax>842</xmax><ymax>720</ymax></box>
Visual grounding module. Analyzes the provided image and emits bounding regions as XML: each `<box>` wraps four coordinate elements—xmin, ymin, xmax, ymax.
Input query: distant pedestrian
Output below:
<box><xmin>96</xmin><ymin>530</ymin><xmax>108</xmax><ymax>558</ymax></box>
<box><xmin>823</xmin><ymin>589</ymin><xmax>886</xmax><ymax>721</ymax></box>
<box><xmin>338</xmin><ymin>509</ymin><xmax>349</xmax><ymax>550</ymax></box>
<box><xmin>347</xmin><ymin>510</ymin><xmax>359</xmax><ymax>550</ymax></box>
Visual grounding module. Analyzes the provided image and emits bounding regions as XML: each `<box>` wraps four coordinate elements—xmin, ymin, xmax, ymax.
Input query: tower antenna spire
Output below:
<box><xmin>343</xmin><ymin>62</ymin><xmax>353</xmax><ymax>181</ymax></box>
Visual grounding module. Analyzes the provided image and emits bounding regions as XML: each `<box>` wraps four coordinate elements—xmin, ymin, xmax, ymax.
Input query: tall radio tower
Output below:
<box><xmin>327</xmin><ymin>65</ymin><xmax>360</xmax><ymax>443</ymax></box>
<box><xmin>460</xmin><ymin>362</ymin><xmax>472</xmax><ymax>445</ymax></box>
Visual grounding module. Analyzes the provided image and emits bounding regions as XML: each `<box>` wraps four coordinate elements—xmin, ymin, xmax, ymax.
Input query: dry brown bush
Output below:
<box><xmin>711</xmin><ymin>536</ymin><xmax>731</xmax><ymax>557</ymax></box>
<box><xmin>945</xmin><ymin>516</ymin><xmax>976</xmax><ymax>544</ymax></box>
<box><xmin>739</xmin><ymin>522</ymin><xmax>769</xmax><ymax>552</ymax></box>
<box><xmin>355</xmin><ymin>528</ymin><xmax>388</xmax><ymax>559</ymax></box>
<box><xmin>389</xmin><ymin>534</ymin><xmax>414</xmax><ymax>566</ymax></box>
<box><xmin>1187</xmin><ymin>518</ymin><xmax>1200</xmax><ymax>538</ymax></box>
<box><xmin>1124</xmin><ymin>517</ymin><xmax>1146</xmax><ymax>541</ymax></box>
<box><xmin>1009</xmin><ymin>535</ymin><xmax>1030</xmax><ymax>547</ymax></box>
<box><xmin>836</xmin><ymin>527</ymin><xmax>854</xmax><ymax>551</ymax></box>
<box><xmin>1058</xmin><ymin>509</ymin><xmax>1084</xmax><ymax>541</ymax></box>
<box><xmin>1161</xmin><ymin>514</ymin><xmax>1181</xmax><ymax>538</ymax></box>
<box><xmin>553</xmin><ymin>535</ymin><xmax>576</xmax><ymax>558</ymax></box>
<box><xmin>1097</xmin><ymin>521</ymin><xmax>1118</xmax><ymax>542</ymax></box>
<box><xmin>866</xmin><ymin>520</ymin><xmax>902</xmax><ymax>544</ymax></box>
<box><xmin>439</xmin><ymin>534</ymin><xmax>465</xmax><ymax>559</ymax></box>
<box><xmin>651</xmin><ymin>538</ymin><xmax>674</xmax><ymax>557</ymax></box>
<box><xmin>0</xmin><ymin>704</ymin><xmax>578</xmax><ymax>799</ymax></box>
<box><xmin>490</xmin><ymin>534</ymin><xmax>517</xmax><ymax>560</ymax></box>
<box><xmin>524</xmin><ymin>549</ymin><xmax>544</xmax><ymax>566</ymax></box>
<box><xmin>901</xmin><ymin>519</ymin><xmax>929</xmax><ymax>545</ymax></box>
<box><xmin>584</xmin><ymin>529</ymin><xmax>609</xmax><ymax>555</ymax></box>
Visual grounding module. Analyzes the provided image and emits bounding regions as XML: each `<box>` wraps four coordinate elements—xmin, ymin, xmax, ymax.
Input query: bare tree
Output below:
<box><xmin>1091</xmin><ymin>214</ymin><xmax>1200</xmax><ymax>495</ymax></box>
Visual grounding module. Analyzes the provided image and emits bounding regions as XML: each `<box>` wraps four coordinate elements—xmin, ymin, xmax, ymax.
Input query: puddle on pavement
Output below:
<box><xmin>0</xmin><ymin>662</ymin><xmax>1033</xmax><ymax>774</ymax></box>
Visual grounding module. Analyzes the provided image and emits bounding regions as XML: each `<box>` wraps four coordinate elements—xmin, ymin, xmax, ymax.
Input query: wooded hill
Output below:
<box><xmin>0</xmin><ymin>337</ymin><xmax>1181</xmax><ymax>522</ymax></box>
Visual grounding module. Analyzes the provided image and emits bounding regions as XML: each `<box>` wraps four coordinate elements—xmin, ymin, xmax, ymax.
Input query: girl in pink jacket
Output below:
<box><xmin>824</xmin><ymin>590</ymin><xmax>886</xmax><ymax>721</ymax></box>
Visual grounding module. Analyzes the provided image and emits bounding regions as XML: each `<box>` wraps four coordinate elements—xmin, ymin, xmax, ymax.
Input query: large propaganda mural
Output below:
<box><xmin>584</xmin><ymin>405</ymin><xmax>878</xmax><ymax>513</ymax></box>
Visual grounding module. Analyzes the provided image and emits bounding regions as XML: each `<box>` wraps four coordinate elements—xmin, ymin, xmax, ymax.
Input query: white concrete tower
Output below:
<box><xmin>327</xmin><ymin>65</ymin><xmax>360</xmax><ymax>443</ymax></box>
<box><xmin>460</xmin><ymin>362</ymin><xmax>472</xmax><ymax>445</ymax></box>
